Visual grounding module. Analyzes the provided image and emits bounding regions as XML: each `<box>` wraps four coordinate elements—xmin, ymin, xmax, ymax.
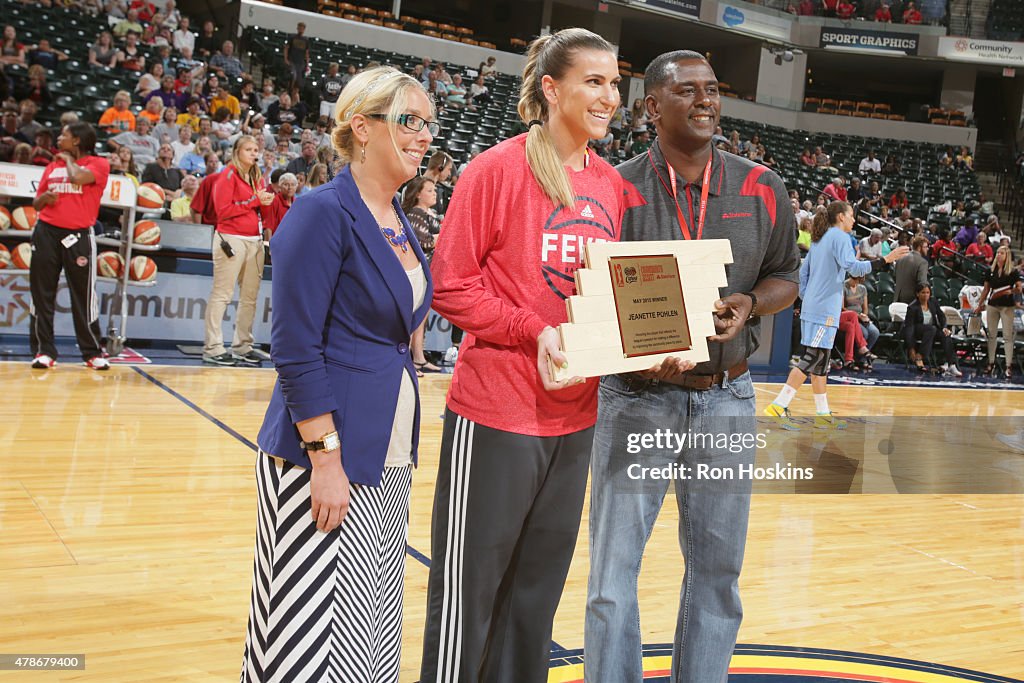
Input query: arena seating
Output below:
<box><xmin>717</xmin><ymin>115</ymin><xmax>981</xmax><ymax>215</ymax></box>
<box><xmin>1</xmin><ymin>0</ymin><xmax>115</xmax><ymax>129</ymax></box>
<box><xmin>245</xmin><ymin>25</ymin><xmax>983</xmax><ymax>218</ymax></box>
<box><xmin>987</xmin><ymin>0</ymin><xmax>1024</xmax><ymax>41</ymax></box>
<box><xmin>246</xmin><ymin>25</ymin><xmax>522</xmax><ymax>167</ymax></box>
<box><xmin>1</xmin><ymin>0</ymin><xmax>985</xmax><ymax>242</ymax></box>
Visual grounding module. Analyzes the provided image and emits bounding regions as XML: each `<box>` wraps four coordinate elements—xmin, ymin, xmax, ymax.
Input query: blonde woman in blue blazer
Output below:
<box><xmin>241</xmin><ymin>66</ymin><xmax>437</xmax><ymax>683</ymax></box>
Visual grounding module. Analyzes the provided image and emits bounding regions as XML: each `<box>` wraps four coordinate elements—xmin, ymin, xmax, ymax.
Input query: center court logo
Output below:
<box><xmin>547</xmin><ymin>643</ymin><xmax>1021</xmax><ymax>682</ymax></box>
<box><xmin>540</xmin><ymin>196</ymin><xmax>615</xmax><ymax>300</ymax></box>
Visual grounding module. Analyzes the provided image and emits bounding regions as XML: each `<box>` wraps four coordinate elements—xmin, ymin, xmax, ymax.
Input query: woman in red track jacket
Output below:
<box><xmin>203</xmin><ymin>134</ymin><xmax>273</xmax><ymax>366</ymax></box>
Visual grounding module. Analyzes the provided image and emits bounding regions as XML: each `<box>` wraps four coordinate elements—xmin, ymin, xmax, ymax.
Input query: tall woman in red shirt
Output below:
<box><xmin>29</xmin><ymin>122</ymin><xmax>110</xmax><ymax>370</ymax></box>
<box><xmin>420</xmin><ymin>27</ymin><xmax>631</xmax><ymax>682</ymax></box>
<box><xmin>202</xmin><ymin>134</ymin><xmax>273</xmax><ymax>365</ymax></box>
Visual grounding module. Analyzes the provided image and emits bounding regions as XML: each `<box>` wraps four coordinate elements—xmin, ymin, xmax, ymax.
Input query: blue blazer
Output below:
<box><xmin>256</xmin><ymin>166</ymin><xmax>434</xmax><ymax>486</ymax></box>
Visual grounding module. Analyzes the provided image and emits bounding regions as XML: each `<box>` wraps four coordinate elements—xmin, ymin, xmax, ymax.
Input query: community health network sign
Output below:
<box><xmin>938</xmin><ymin>36</ymin><xmax>1024</xmax><ymax>65</ymax></box>
<box><xmin>716</xmin><ymin>3</ymin><xmax>791</xmax><ymax>41</ymax></box>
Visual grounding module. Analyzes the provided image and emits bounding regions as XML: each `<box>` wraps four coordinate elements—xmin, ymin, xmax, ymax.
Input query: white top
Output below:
<box><xmin>172</xmin><ymin>28</ymin><xmax>195</xmax><ymax>52</ymax></box>
<box><xmin>384</xmin><ymin>263</ymin><xmax>426</xmax><ymax>468</ymax></box>
<box><xmin>859</xmin><ymin>157</ymin><xmax>881</xmax><ymax>173</ymax></box>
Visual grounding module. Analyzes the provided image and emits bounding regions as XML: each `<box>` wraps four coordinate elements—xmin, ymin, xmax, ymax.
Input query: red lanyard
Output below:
<box><xmin>649</xmin><ymin>149</ymin><xmax>713</xmax><ymax>240</ymax></box>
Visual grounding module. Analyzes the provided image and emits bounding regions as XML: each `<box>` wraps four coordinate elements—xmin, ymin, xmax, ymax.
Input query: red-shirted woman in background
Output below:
<box><xmin>202</xmin><ymin>134</ymin><xmax>273</xmax><ymax>366</ymax></box>
<box><xmin>420</xmin><ymin>27</ymin><xmax>686</xmax><ymax>683</ymax></box>
<box><xmin>29</xmin><ymin>122</ymin><xmax>110</xmax><ymax>370</ymax></box>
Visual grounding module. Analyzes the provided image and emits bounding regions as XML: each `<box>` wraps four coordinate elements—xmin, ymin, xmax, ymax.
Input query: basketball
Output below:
<box><xmin>11</xmin><ymin>206</ymin><xmax>38</xmax><ymax>231</ymax></box>
<box><xmin>0</xmin><ymin>207</ymin><xmax>11</xmax><ymax>230</ymax></box>
<box><xmin>133</xmin><ymin>220</ymin><xmax>161</xmax><ymax>246</ymax></box>
<box><xmin>0</xmin><ymin>243</ymin><xmax>10</xmax><ymax>268</ymax></box>
<box><xmin>11</xmin><ymin>242</ymin><xmax>31</xmax><ymax>269</ymax></box>
<box><xmin>136</xmin><ymin>183</ymin><xmax>166</xmax><ymax>209</ymax></box>
<box><xmin>129</xmin><ymin>255</ymin><xmax>157</xmax><ymax>281</ymax></box>
<box><xmin>97</xmin><ymin>251</ymin><xmax>125</xmax><ymax>278</ymax></box>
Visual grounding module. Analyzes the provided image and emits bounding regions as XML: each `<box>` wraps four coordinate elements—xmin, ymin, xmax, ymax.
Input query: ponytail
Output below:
<box><xmin>812</xmin><ymin>200</ymin><xmax>850</xmax><ymax>242</ymax></box>
<box><xmin>518</xmin><ymin>28</ymin><xmax>614</xmax><ymax>208</ymax></box>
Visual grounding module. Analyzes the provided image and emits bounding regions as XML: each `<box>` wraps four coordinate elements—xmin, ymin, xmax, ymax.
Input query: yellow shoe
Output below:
<box><xmin>764</xmin><ymin>403</ymin><xmax>800</xmax><ymax>430</ymax></box>
<box><xmin>814</xmin><ymin>412</ymin><xmax>847</xmax><ymax>430</ymax></box>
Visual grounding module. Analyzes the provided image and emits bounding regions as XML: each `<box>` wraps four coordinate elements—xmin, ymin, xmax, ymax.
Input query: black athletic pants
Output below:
<box><xmin>420</xmin><ymin>408</ymin><xmax>593</xmax><ymax>683</ymax></box>
<box><xmin>29</xmin><ymin>220</ymin><xmax>103</xmax><ymax>361</ymax></box>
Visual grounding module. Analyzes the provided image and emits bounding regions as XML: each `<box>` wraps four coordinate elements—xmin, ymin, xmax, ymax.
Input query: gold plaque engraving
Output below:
<box><xmin>608</xmin><ymin>255</ymin><xmax>691</xmax><ymax>358</ymax></box>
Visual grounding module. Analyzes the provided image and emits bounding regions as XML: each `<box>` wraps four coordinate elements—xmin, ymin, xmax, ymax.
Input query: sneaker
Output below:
<box><xmin>232</xmin><ymin>350</ymin><xmax>263</xmax><ymax>366</ymax></box>
<box><xmin>31</xmin><ymin>354</ymin><xmax>56</xmax><ymax>369</ymax></box>
<box><xmin>946</xmin><ymin>364</ymin><xmax>963</xmax><ymax>377</ymax></box>
<box><xmin>202</xmin><ymin>352</ymin><xmax>237</xmax><ymax>366</ymax></box>
<box><xmin>443</xmin><ymin>346</ymin><xmax>459</xmax><ymax>365</ymax></box>
<box><xmin>85</xmin><ymin>356</ymin><xmax>110</xmax><ymax>371</ymax></box>
<box><xmin>764</xmin><ymin>403</ymin><xmax>800</xmax><ymax>431</ymax></box>
<box><xmin>814</xmin><ymin>412</ymin><xmax>848</xmax><ymax>430</ymax></box>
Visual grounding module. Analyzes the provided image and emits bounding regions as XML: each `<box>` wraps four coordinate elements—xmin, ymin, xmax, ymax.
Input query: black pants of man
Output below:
<box><xmin>420</xmin><ymin>409</ymin><xmax>593</xmax><ymax>683</ymax></box>
<box><xmin>29</xmin><ymin>220</ymin><xmax>103</xmax><ymax>361</ymax></box>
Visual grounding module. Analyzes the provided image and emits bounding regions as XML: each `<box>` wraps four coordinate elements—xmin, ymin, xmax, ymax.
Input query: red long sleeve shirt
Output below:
<box><xmin>430</xmin><ymin>134</ymin><xmax>626</xmax><ymax>436</ymax></box>
<box><xmin>212</xmin><ymin>164</ymin><xmax>266</xmax><ymax>237</ymax></box>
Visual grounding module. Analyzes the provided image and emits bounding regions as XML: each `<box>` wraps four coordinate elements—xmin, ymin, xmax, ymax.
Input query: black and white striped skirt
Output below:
<box><xmin>241</xmin><ymin>451</ymin><xmax>412</xmax><ymax>683</ymax></box>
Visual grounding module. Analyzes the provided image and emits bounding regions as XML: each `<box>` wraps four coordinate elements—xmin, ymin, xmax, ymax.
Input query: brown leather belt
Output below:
<box><xmin>626</xmin><ymin>359</ymin><xmax>748</xmax><ymax>391</ymax></box>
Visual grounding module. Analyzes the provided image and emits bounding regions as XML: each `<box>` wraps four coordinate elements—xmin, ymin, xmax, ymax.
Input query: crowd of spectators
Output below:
<box><xmin>2</xmin><ymin>1</ymin><xmax>1019</xmax><ymax>379</ymax></box>
<box><xmin>755</xmin><ymin>0</ymin><xmax>947</xmax><ymax>25</ymax></box>
<box><xmin>779</xmin><ymin>132</ymin><xmax>1023</xmax><ymax>376</ymax></box>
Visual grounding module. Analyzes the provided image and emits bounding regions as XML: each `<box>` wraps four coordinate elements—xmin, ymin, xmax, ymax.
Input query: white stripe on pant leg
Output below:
<box><xmin>452</xmin><ymin>420</ymin><xmax>474</xmax><ymax>675</ymax></box>
<box><xmin>87</xmin><ymin>228</ymin><xmax>99</xmax><ymax>324</ymax></box>
<box><xmin>436</xmin><ymin>416</ymin><xmax>463</xmax><ymax>682</ymax></box>
<box><xmin>437</xmin><ymin>415</ymin><xmax>473</xmax><ymax>683</ymax></box>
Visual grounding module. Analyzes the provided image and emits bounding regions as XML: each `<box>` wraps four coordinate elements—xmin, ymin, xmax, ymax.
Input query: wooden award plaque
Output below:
<box><xmin>551</xmin><ymin>239</ymin><xmax>734</xmax><ymax>381</ymax></box>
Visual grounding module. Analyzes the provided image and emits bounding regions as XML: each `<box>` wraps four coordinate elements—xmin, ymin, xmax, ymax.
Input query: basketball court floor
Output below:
<box><xmin>1</xmin><ymin>358</ymin><xmax>1022</xmax><ymax>682</ymax></box>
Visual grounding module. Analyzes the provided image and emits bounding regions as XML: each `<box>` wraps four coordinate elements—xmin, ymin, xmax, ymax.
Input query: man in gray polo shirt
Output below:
<box><xmin>585</xmin><ymin>51</ymin><xmax>800</xmax><ymax>683</ymax></box>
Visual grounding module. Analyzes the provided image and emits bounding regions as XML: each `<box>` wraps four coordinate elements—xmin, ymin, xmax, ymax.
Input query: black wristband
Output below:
<box><xmin>741</xmin><ymin>291</ymin><xmax>758</xmax><ymax>319</ymax></box>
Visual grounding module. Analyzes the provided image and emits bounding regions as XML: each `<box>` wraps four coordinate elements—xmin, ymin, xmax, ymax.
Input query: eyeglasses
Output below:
<box><xmin>366</xmin><ymin>113</ymin><xmax>440</xmax><ymax>137</ymax></box>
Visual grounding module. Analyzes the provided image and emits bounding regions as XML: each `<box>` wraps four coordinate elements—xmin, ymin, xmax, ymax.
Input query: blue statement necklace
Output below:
<box><xmin>378</xmin><ymin>205</ymin><xmax>409</xmax><ymax>253</ymax></box>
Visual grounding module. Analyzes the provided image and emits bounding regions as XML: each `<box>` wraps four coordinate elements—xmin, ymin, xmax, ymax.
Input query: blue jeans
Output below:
<box><xmin>861</xmin><ymin>321</ymin><xmax>880</xmax><ymax>350</ymax></box>
<box><xmin>585</xmin><ymin>371</ymin><xmax>756</xmax><ymax>683</ymax></box>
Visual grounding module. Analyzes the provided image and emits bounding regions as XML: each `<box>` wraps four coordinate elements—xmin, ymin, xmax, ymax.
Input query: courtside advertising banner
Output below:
<box><xmin>0</xmin><ymin>161</ymin><xmax>136</xmax><ymax>208</ymax></box>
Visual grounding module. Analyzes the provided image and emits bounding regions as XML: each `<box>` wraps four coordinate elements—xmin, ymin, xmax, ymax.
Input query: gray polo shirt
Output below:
<box><xmin>618</xmin><ymin>139</ymin><xmax>800</xmax><ymax>374</ymax></box>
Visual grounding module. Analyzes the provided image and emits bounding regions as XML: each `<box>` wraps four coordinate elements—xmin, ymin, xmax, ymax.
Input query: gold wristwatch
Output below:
<box><xmin>300</xmin><ymin>431</ymin><xmax>340</xmax><ymax>452</ymax></box>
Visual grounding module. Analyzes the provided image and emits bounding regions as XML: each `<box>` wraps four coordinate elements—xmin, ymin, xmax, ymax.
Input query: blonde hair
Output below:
<box><xmin>330</xmin><ymin>66</ymin><xmax>431</xmax><ymax>165</ymax></box>
<box><xmin>229</xmin><ymin>135</ymin><xmax>262</xmax><ymax>190</ymax></box>
<box><xmin>518</xmin><ymin>28</ymin><xmax>615</xmax><ymax>208</ymax></box>
<box><xmin>992</xmin><ymin>245</ymin><xmax>1014</xmax><ymax>277</ymax></box>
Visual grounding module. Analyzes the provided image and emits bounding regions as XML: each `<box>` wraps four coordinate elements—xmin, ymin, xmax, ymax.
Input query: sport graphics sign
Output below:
<box><xmin>938</xmin><ymin>36</ymin><xmax>1024</xmax><ymax>65</ymax></box>
<box><xmin>820</xmin><ymin>27</ymin><xmax>919</xmax><ymax>55</ymax></box>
